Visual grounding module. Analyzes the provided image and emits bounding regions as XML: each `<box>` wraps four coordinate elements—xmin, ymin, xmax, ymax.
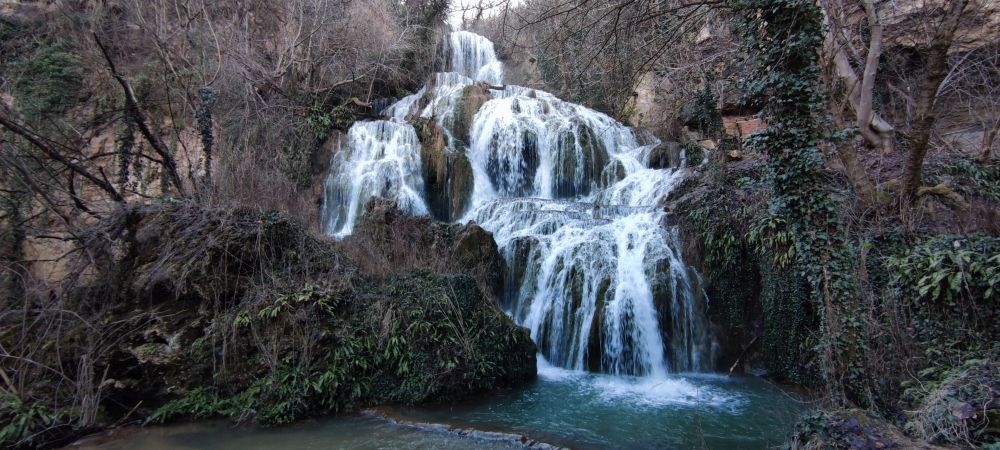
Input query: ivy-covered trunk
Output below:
<box><xmin>730</xmin><ymin>0</ymin><xmax>866</xmax><ymax>406</ymax></box>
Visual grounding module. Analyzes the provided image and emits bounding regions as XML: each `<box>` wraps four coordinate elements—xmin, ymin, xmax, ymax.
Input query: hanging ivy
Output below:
<box><xmin>196</xmin><ymin>86</ymin><xmax>217</xmax><ymax>181</ymax></box>
<box><xmin>693</xmin><ymin>72</ymin><xmax>723</xmax><ymax>139</ymax></box>
<box><xmin>730</xmin><ymin>0</ymin><xmax>867</xmax><ymax>405</ymax></box>
<box><xmin>116</xmin><ymin>114</ymin><xmax>135</xmax><ymax>190</ymax></box>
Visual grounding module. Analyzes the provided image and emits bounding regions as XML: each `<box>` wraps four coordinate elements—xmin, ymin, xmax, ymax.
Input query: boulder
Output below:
<box><xmin>349</xmin><ymin>198</ymin><xmax>505</xmax><ymax>298</ymax></box>
<box><xmin>84</xmin><ymin>204</ymin><xmax>535</xmax><ymax>427</ymax></box>
<box><xmin>647</xmin><ymin>141</ymin><xmax>683</xmax><ymax>169</ymax></box>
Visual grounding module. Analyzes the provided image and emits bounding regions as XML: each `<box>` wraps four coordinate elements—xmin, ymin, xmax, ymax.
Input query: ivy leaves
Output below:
<box><xmin>731</xmin><ymin>0</ymin><xmax>864</xmax><ymax>405</ymax></box>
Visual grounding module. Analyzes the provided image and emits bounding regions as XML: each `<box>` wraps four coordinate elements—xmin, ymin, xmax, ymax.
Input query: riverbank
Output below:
<box><xmin>69</xmin><ymin>367</ymin><xmax>807</xmax><ymax>450</ymax></box>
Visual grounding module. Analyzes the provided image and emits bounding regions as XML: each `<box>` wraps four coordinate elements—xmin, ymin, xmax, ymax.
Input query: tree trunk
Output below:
<box><xmin>837</xmin><ymin>144</ymin><xmax>878</xmax><ymax>207</ymax></box>
<box><xmin>855</xmin><ymin>0</ymin><xmax>892</xmax><ymax>154</ymax></box>
<box><xmin>903</xmin><ymin>0</ymin><xmax>971</xmax><ymax>202</ymax></box>
<box><xmin>981</xmin><ymin>119</ymin><xmax>999</xmax><ymax>161</ymax></box>
<box><xmin>819</xmin><ymin>1</ymin><xmax>880</xmax><ymax>208</ymax></box>
<box><xmin>822</xmin><ymin>0</ymin><xmax>895</xmax><ymax>154</ymax></box>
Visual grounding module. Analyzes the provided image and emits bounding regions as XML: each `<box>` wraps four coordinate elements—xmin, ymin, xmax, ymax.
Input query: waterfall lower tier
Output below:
<box><xmin>472</xmin><ymin>198</ymin><xmax>713</xmax><ymax>375</ymax></box>
<box><xmin>321</xmin><ymin>30</ymin><xmax>715</xmax><ymax>376</ymax></box>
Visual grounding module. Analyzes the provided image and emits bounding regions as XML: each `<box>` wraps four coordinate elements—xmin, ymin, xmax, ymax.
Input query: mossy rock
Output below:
<box><xmin>553</xmin><ymin>121</ymin><xmax>610</xmax><ymax>198</ymax></box>
<box><xmin>415</xmin><ymin>119</ymin><xmax>475</xmax><ymax>221</ymax></box>
<box><xmin>449</xmin><ymin>83</ymin><xmax>492</xmax><ymax>145</ymax></box>
<box><xmin>60</xmin><ymin>204</ymin><xmax>534</xmax><ymax>428</ymax></box>
<box><xmin>485</xmin><ymin>129</ymin><xmax>540</xmax><ymax>196</ymax></box>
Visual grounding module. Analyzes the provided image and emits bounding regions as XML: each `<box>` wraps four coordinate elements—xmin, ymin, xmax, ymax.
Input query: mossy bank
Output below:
<box><xmin>0</xmin><ymin>203</ymin><xmax>535</xmax><ymax>448</ymax></box>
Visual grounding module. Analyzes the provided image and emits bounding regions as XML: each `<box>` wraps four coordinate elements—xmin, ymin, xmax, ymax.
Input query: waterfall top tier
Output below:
<box><xmin>449</xmin><ymin>30</ymin><xmax>504</xmax><ymax>85</ymax></box>
<box><xmin>321</xmin><ymin>31</ymin><xmax>714</xmax><ymax>376</ymax></box>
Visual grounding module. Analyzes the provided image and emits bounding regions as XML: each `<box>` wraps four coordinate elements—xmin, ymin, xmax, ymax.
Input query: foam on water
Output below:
<box><xmin>537</xmin><ymin>355</ymin><xmax>740</xmax><ymax>411</ymax></box>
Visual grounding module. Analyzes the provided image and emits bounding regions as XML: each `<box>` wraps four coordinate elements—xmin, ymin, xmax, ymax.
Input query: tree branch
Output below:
<box><xmin>0</xmin><ymin>115</ymin><xmax>125</xmax><ymax>203</ymax></box>
<box><xmin>94</xmin><ymin>33</ymin><xmax>187</xmax><ymax>197</ymax></box>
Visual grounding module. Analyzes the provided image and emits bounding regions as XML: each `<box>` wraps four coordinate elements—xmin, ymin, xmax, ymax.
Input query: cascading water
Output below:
<box><xmin>321</xmin><ymin>31</ymin><xmax>714</xmax><ymax>375</ymax></box>
<box><xmin>448</xmin><ymin>31</ymin><xmax>504</xmax><ymax>85</ymax></box>
<box><xmin>321</xmin><ymin>121</ymin><xmax>428</xmax><ymax>237</ymax></box>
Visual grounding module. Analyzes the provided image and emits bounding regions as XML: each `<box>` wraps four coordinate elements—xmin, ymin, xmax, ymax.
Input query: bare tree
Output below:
<box><xmin>822</xmin><ymin>0</ymin><xmax>896</xmax><ymax>155</ymax></box>
<box><xmin>900</xmin><ymin>0</ymin><xmax>974</xmax><ymax>202</ymax></box>
<box><xmin>473</xmin><ymin>0</ymin><xmax>720</xmax><ymax>118</ymax></box>
<box><xmin>938</xmin><ymin>43</ymin><xmax>1000</xmax><ymax>161</ymax></box>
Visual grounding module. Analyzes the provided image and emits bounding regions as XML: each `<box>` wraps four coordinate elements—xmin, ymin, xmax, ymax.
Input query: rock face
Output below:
<box><xmin>345</xmin><ymin>198</ymin><xmax>506</xmax><ymax>298</ymax></box>
<box><xmin>450</xmin><ymin>83</ymin><xmax>493</xmax><ymax>146</ymax></box>
<box><xmin>61</xmin><ymin>204</ymin><xmax>534</xmax><ymax>427</ymax></box>
<box><xmin>414</xmin><ymin>119</ymin><xmax>475</xmax><ymax>222</ymax></box>
<box><xmin>663</xmin><ymin>156</ymin><xmax>817</xmax><ymax>381</ymax></box>
<box><xmin>553</xmin><ymin>120</ymin><xmax>611</xmax><ymax>197</ymax></box>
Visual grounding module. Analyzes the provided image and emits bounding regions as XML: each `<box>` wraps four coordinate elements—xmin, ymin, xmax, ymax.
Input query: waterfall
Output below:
<box><xmin>449</xmin><ymin>31</ymin><xmax>504</xmax><ymax>85</ymax></box>
<box><xmin>321</xmin><ymin>31</ymin><xmax>714</xmax><ymax>375</ymax></box>
<box><xmin>321</xmin><ymin>121</ymin><xmax>428</xmax><ymax>237</ymax></box>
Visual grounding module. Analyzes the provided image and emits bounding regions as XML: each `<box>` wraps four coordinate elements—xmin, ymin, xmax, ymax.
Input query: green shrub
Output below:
<box><xmin>888</xmin><ymin>234</ymin><xmax>1000</xmax><ymax>304</ymax></box>
<box><xmin>683</xmin><ymin>141</ymin><xmax>705</xmax><ymax>167</ymax></box>
<box><xmin>942</xmin><ymin>156</ymin><xmax>1000</xmax><ymax>201</ymax></box>
<box><xmin>306</xmin><ymin>105</ymin><xmax>355</xmax><ymax>141</ymax></box>
<box><xmin>0</xmin><ymin>395</ymin><xmax>60</xmax><ymax>449</ymax></box>
<box><xmin>11</xmin><ymin>42</ymin><xmax>82</xmax><ymax>119</ymax></box>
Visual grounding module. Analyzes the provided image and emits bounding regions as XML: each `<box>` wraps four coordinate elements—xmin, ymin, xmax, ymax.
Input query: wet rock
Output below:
<box><xmin>415</xmin><ymin>119</ymin><xmax>475</xmax><ymax>221</ymax></box>
<box><xmin>553</xmin><ymin>121</ymin><xmax>610</xmax><ymax>197</ymax></box>
<box><xmin>449</xmin><ymin>83</ymin><xmax>492</xmax><ymax>145</ymax></box>
<box><xmin>486</xmin><ymin>129</ymin><xmax>539</xmax><ymax>197</ymax></box>
<box><xmin>647</xmin><ymin>141</ymin><xmax>683</xmax><ymax>169</ymax></box>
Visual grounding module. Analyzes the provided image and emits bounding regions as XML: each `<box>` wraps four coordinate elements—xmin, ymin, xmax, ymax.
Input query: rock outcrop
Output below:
<box><xmin>414</xmin><ymin>119</ymin><xmax>476</xmax><ymax>222</ymax></box>
<box><xmin>32</xmin><ymin>204</ymin><xmax>535</xmax><ymax>429</ymax></box>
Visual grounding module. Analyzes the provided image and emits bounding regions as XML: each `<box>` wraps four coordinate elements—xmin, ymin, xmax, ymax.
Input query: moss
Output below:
<box><xmin>585</xmin><ymin>278</ymin><xmax>611</xmax><ymax>372</ymax></box>
<box><xmin>449</xmin><ymin>85</ymin><xmax>492</xmax><ymax>146</ymax></box>
<box><xmin>145</xmin><ymin>267</ymin><xmax>535</xmax><ymax>427</ymax></box>
<box><xmin>554</xmin><ymin>123</ymin><xmax>610</xmax><ymax>198</ymax></box>
<box><xmin>449</xmin><ymin>151</ymin><xmax>475</xmax><ymax>218</ymax></box>
<box><xmin>415</xmin><ymin>119</ymin><xmax>475</xmax><ymax>221</ymax></box>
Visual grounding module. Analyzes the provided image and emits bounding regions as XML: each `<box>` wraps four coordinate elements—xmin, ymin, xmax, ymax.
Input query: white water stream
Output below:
<box><xmin>322</xmin><ymin>30</ymin><xmax>715</xmax><ymax>376</ymax></box>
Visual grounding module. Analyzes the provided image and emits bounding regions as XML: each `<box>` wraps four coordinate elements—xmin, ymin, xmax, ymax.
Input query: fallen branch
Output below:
<box><xmin>917</xmin><ymin>183</ymin><xmax>970</xmax><ymax>210</ymax></box>
<box><xmin>728</xmin><ymin>335</ymin><xmax>759</xmax><ymax>376</ymax></box>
